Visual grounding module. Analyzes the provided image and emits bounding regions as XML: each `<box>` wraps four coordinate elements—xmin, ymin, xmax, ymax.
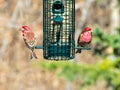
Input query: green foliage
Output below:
<box><xmin>34</xmin><ymin>58</ymin><xmax>120</xmax><ymax>89</ymax></box>
<box><xmin>117</xmin><ymin>0</ymin><xmax>120</xmax><ymax>7</ymax></box>
<box><xmin>97</xmin><ymin>0</ymin><xmax>120</xmax><ymax>7</ymax></box>
<box><xmin>93</xmin><ymin>26</ymin><xmax>120</xmax><ymax>56</ymax></box>
<box><xmin>93</xmin><ymin>27</ymin><xmax>110</xmax><ymax>46</ymax></box>
<box><xmin>96</xmin><ymin>0</ymin><xmax>104</xmax><ymax>4</ymax></box>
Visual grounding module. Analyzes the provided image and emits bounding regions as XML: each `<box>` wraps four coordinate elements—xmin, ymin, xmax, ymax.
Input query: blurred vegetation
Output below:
<box><xmin>35</xmin><ymin>57</ymin><xmax>120</xmax><ymax>90</ymax></box>
<box><xmin>93</xmin><ymin>25</ymin><xmax>120</xmax><ymax>57</ymax></box>
<box><xmin>117</xmin><ymin>0</ymin><xmax>120</xmax><ymax>6</ymax></box>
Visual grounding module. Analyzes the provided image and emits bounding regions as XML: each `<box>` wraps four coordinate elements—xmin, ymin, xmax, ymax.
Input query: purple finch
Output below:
<box><xmin>76</xmin><ymin>27</ymin><xmax>92</xmax><ymax>53</ymax></box>
<box><xmin>21</xmin><ymin>25</ymin><xmax>38</xmax><ymax>59</ymax></box>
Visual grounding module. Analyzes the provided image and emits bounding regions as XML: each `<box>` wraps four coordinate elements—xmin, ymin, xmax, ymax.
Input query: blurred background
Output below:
<box><xmin>0</xmin><ymin>0</ymin><xmax>120</xmax><ymax>90</ymax></box>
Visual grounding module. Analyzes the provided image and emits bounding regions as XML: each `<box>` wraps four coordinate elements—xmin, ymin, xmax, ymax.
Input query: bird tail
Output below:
<box><xmin>32</xmin><ymin>51</ymin><xmax>38</xmax><ymax>59</ymax></box>
<box><xmin>76</xmin><ymin>49</ymin><xmax>82</xmax><ymax>53</ymax></box>
<box><xmin>30</xmin><ymin>50</ymin><xmax>38</xmax><ymax>59</ymax></box>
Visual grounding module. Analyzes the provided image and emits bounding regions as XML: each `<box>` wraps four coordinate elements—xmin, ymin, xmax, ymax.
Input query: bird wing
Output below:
<box><xmin>25</xmin><ymin>31</ymin><xmax>35</xmax><ymax>41</ymax></box>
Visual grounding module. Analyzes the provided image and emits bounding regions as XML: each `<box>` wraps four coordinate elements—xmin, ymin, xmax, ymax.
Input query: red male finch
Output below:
<box><xmin>76</xmin><ymin>27</ymin><xmax>92</xmax><ymax>53</ymax></box>
<box><xmin>21</xmin><ymin>25</ymin><xmax>38</xmax><ymax>59</ymax></box>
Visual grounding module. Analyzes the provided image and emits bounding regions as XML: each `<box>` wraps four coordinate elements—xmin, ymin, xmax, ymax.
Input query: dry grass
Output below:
<box><xmin>0</xmin><ymin>60</ymin><xmax>66</xmax><ymax>90</ymax></box>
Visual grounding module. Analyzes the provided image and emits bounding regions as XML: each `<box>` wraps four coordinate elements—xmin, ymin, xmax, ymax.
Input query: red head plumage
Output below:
<box><xmin>21</xmin><ymin>25</ymin><xmax>31</xmax><ymax>36</ymax></box>
<box><xmin>22</xmin><ymin>25</ymin><xmax>31</xmax><ymax>31</ymax></box>
<box><xmin>83</xmin><ymin>27</ymin><xmax>92</xmax><ymax>32</ymax></box>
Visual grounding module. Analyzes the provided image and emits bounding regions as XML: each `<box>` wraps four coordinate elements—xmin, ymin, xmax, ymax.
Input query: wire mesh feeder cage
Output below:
<box><xmin>43</xmin><ymin>0</ymin><xmax>75</xmax><ymax>60</ymax></box>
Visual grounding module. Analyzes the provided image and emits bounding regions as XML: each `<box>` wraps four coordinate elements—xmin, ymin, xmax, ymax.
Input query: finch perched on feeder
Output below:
<box><xmin>76</xmin><ymin>27</ymin><xmax>92</xmax><ymax>53</ymax></box>
<box><xmin>21</xmin><ymin>25</ymin><xmax>38</xmax><ymax>59</ymax></box>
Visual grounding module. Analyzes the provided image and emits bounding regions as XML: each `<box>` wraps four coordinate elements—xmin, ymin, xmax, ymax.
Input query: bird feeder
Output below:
<box><xmin>43</xmin><ymin>0</ymin><xmax>75</xmax><ymax>60</ymax></box>
<box><xmin>35</xmin><ymin>0</ymin><xmax>91</xmax><ymax>60</ymax></box>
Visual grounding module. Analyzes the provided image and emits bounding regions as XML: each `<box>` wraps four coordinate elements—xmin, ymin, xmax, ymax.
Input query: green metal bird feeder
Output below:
<box><xmin>43</xmin><ymin>0</ymin><xmax>75</xmax><ymax>60</ymax></box>
<box><xmin>35</xmin><ymin>0</ymin><xmax>91</xmax><ymax>60</ymax></box>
